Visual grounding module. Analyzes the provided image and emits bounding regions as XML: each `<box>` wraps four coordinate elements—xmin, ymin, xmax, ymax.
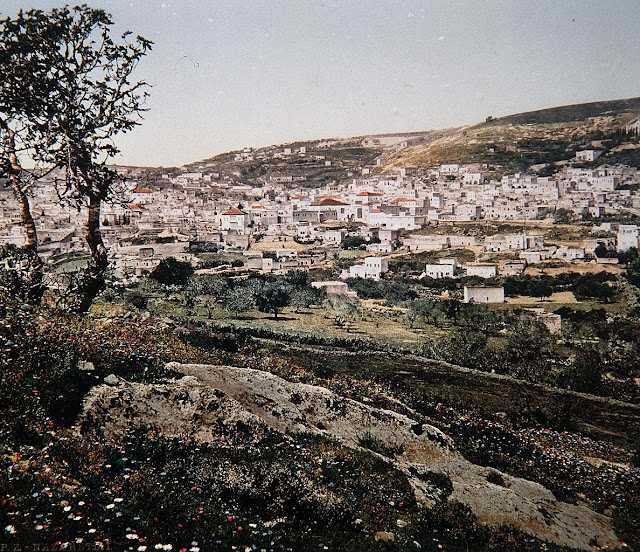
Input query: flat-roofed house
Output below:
<box><xmin>425</xmin><ymin>263</ymin><xmax>454</xmax><ymax>279</ymax></box>
<box><xmin>465</xmin><ymin>264</ymin><xmax>498</xmax><ymax>278</ymax></box>
<box><xmin>464</xmin><ymin>286</ymin><xmax>504</xmax><ymax>303</ymax></box>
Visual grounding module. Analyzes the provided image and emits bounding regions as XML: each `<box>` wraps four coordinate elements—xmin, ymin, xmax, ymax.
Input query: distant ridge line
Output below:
<box><xmin>484</xmin><ymin>96</ymin><xmax>640</xmax><ymax>127</ymax></box>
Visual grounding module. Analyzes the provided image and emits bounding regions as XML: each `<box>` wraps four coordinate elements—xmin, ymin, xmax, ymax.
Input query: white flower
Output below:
<box><xmin>5</xmin><ymin>525</ymin><xmax>16</xmax><ymax>534</ymax></box>
<box><xmin>127</xmin><ymin>534</ymin><xmax>138</xmax><ymax>540</ymax></box>
<box><xmin>106</xmin><ymin>503</ymin><xmax>115</xmax><ymax>509</ymax></box>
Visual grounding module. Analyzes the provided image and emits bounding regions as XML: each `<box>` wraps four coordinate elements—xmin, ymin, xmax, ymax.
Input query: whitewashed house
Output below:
<box><xmin>575</xmin><ymin>150</ymin><xmax>603</xmax><ymax>162</ymax></box>
<box><xmin>554</xmin><ymin>246</ymin><xmax>585</xmax><ymax>261</ymax></box>
<box><xmin>465</xmin><ymin>264</ymin><xmax>498</xmax><ymax>278</ymax></box>
<box><xmin>463</xmin><ymin>286</ymin><xmax>504</xmax><ymax>303</ymax></box>
<box><xmin>425</xmin><ymin>263</ymin><xmax>454</xmax><ymax>279</ymax></box>
<box><xmin>617</xmin><ymin>225</ymin><xmax>639</xmax><ymax>251</ymax></box>
<box><xmin>342</xmin><ymin>257</ymin><xmax>389</xmax><ymax>280</ymax></box>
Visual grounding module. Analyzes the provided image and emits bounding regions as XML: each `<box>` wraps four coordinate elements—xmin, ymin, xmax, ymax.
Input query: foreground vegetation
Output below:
<box><xmin>1</xmin><ymin>282</ymin><xmax>639</xmax><ymax>550</ymax></box>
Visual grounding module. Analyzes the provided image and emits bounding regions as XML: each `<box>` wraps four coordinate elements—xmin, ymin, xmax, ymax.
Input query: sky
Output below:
<box><xmin>2</xmin><ymin>0</ymin><xmax>640</xmax><ymax>167</ymax></box>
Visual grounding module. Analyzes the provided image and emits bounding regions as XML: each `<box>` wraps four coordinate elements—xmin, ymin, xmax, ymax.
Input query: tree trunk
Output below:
<box><xmin>72</xmin><ymin>191</ymin><xmax>107</xmax><ymax>313</ymax></box>
<box><xmin>1</xmin><ymin>128</ymin><xmax>44</xmax><ymax>303</ymax></box>
<box><xmin>3</xmin><ymin>128</ymin><xmax>38</xmax><ymax>251</ymax></box>
<box><xmin>10</xmin><ymin>177</ymin><xmax>38</xmax><ymax>252</ymax></box>
<box><xmin>86</xmin><ymin>192</ymin><xmax>108</xmax><ymax>274</ymax></box>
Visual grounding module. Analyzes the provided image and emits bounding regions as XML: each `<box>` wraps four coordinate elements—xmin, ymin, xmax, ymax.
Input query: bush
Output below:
<box><xmin>486</xmin><ymin>471</ymin><xmax>506</xmax><ymax>486</ymax></box>
<box><xmin>125</xmin><ymin>290</ymin><xmax>148</xmax><ymax>310</ymax></box>
<box><xmin>150</xmin><ymin>257</ymin><xmax>194</xmax><ymax>286</ymax></box>
<box><xmin>340</xmin><ymin>236</ymin><xmax>367</xmax><ymax>250</ymax></box>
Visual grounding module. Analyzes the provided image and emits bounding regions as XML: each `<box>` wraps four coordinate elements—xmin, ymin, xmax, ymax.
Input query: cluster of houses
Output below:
<box><xmin>1</xmin><ymin>141</ymin><xmax>640</xmax><ymax>283</ymax></box>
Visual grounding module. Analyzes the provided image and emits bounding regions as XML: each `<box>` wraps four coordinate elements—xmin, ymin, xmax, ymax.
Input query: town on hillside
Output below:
<box><xmin>1</xmin><ymin>136</ymin><xmax>638</xmax><ymax>296</ymax></box>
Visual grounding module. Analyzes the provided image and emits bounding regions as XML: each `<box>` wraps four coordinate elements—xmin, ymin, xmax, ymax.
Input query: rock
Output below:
<box><xmin>103</xmin><ymin>374</ymin><xmax>120</xmax><ymax>386</ymax></box>
<box><xmin>374</xmin><ymin>531</ymin><xmax>395</xmax><ymax>542</ymax></box>
<box><xmin>79</xmin><ymin>362</ymin><xmax>623</xmax><ymax>551</ymax></box>
<box><xmin>78</xmin><ymin>360</ymin><xmax>95</xmax><ymax>372</ymax></box>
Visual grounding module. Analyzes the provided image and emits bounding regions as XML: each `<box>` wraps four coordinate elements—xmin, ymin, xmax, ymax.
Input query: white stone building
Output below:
<box><xmin>617</xmin><ymin>225</ymin><xmax>639</xmax><ymax>251</ymax></box>
<box><xmin>463</xmin><ymin>286</ymin><xmax>504</xmax><ymax>303</ymax></box>
<box><xmin>220</xmin><ymin>208</ymin><xmax>249</xmax><ymax>235</ymax></box>
<box><xmin>425</xmin><ymin>263</ymin><xmax>454</xmax><ymax>279</ymax></box>
<box><xmin>465</xmin><ymin>264</ymin><xmax>498</xmax><ymax>278</ymax></box>
<box><xmin>342</xmin><ymin>256</ymin><xmax>389</xmax><ymax>280</ymax></box>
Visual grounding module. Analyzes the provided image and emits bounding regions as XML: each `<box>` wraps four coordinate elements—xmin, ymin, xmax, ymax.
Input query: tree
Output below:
<box><xmin>0</xmin><ymin>9</ymin><xmax>66</xmax><ymax>301</ymax></box>
<box><xmin>285</xmin><ymin>269</ymin><xmax>308</xmax><ymax>288</ymax></box>
<box><xmin>340</xmin><ymin>235</ymin><xmax>367</xmax><ymax>250</ymax></box>
<box><xmin>595</xmin><ymin>242</ymin><xmax>615</xmax><ymax>259</ymax></box>
<box><xmin>409</xmin><ymin>298</ymin><xmax>446</xmax><ymax>327</ymax></box>
<box><xmin>506</xmin><ymin>316</ymin><xmax>554</xmax><ymax>381</ymax></box>
<box><xmin>561</xmin><ymin>347</ymin><xmax>602</xmax><ymax>394</ymax></box>
<box><xmin>150</xmin><ymin>257</ymin><xmax>194</xmax><ymax>286</ymax></box>
<box><xmin>573</xmin><ymin>275</ymin><xmax>615</xmax><ymax>303</ymax></box>
<box><xmin>190</xmin><ymin>275</ymin><xmax>229</xmax><ymax>302</ymax></box>
<box><xmin>459</xmin><ymin>302</ymin><xmax>496</xmax><ymax>333</ymax></box>
<box><xmin>0</xmin><ymin>9</ymin><xmax>54</xmax><ymax>251</ymax></box>
<box><xmin>125</xmin><ymin>290</ymin><xmax>148</xmax><ymax>310</ymax></box>
<box><xmin>256</xmin><ymin>283</ymin><xmax>290</xmax><ymax>318</ymax></box>
<box><xmin>224</xmin><ymin>287</ymin><xmax>254</xmax><ymax>318</ymax></box>
<box><xmin>327</xmin><ymin>294</ymin><xmax>360</xmax><ymax>330</ymax></box>
<box><xmin>529</xmin><ymin>279</ymin><xmax>553</xmax><ymax>302</ymax></box>
<box><xmin>290</xmin><ymin>288</ymin><xmax>317</xmax><ymax>313</ymax></box>
<box><xmin>1</xmin><ymin>6</ymin><xmax>152</xmax><ymax>312</ymax></box>
<box><xmin>423</xmin><ymin>329</ymin><xmax>490</xmax><ymax>370</ymax></box>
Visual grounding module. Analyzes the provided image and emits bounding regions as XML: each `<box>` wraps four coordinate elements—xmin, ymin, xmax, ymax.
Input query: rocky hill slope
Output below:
<box><xmin>377</xmin><ymin>96</ymin><xmax>640</xmax><ymax>173</ymax></box>
<box><xmin>80</xmin><ymin>362</ymin><xmax>622</xmax><ymax>551</ymax></box>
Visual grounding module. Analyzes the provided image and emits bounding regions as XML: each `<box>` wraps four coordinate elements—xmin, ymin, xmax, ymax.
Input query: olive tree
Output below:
<box><xmin>256</xmin><ymin>283</ymin><xmax>290</xmax><ymax>319</ymax></box>
<box><xmin>224</xmin><ymin>286</ymin><xmax>255</xmax><ymax>318</ymax></box>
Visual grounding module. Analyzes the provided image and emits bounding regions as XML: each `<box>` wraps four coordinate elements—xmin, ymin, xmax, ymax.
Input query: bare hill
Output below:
<box><xmin>484</xmin><ymin>96</ymin><xmax>640</xmax><ymax>127</ymax></box>
<box><xmin>373</xmin><ymin>97</ymin><xmax>640</xmax><ymax>173</ymax></box>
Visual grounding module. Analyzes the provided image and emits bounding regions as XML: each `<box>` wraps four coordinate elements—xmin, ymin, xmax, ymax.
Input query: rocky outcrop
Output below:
<box><xmin>79</xmin><ymin>362</ymin><xmax>622</xmax><ymax>551</ymax></box>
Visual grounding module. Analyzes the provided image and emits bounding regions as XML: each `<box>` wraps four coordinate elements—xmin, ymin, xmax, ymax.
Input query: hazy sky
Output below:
<box><xmin>3</xmin><ymin>0</ymin><xmax>640</xmax><ymax>167</ymax></box>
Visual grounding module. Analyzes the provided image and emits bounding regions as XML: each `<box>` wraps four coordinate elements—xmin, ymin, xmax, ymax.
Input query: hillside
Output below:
<box><xmin>135</xmin><ymin>97</ymin><xmax>640</xmax><ymax>187</ymax></box>
<box><xmin>123</xmin><ymin>96</ymin><xmax>640</xmax><ymax>184</ymax></box>
<box><xmin>82</xmin><ymin>363</ymin><xmax>620</xmax><ymax>551</ymax></box>
<box><xmin>375</xmin><ymin>97</ymin><xmax>640</xmax><ymax>174</ymax></box>
<box><xmin>172</xmin><ymin>129</ymin><xmax>460</xmax><ymax>189</ymax></box>
<box><xmin>485</xmin><ymin>97</ymin><xmax>640</xmax><ymax>127</ymax></box>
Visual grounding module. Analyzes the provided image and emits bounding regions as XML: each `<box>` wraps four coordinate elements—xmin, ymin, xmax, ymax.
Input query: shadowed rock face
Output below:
<box><xmin>80</xmin><ymin>362</ymin><xmax>621</xmax><ymax>551</ymax></box>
